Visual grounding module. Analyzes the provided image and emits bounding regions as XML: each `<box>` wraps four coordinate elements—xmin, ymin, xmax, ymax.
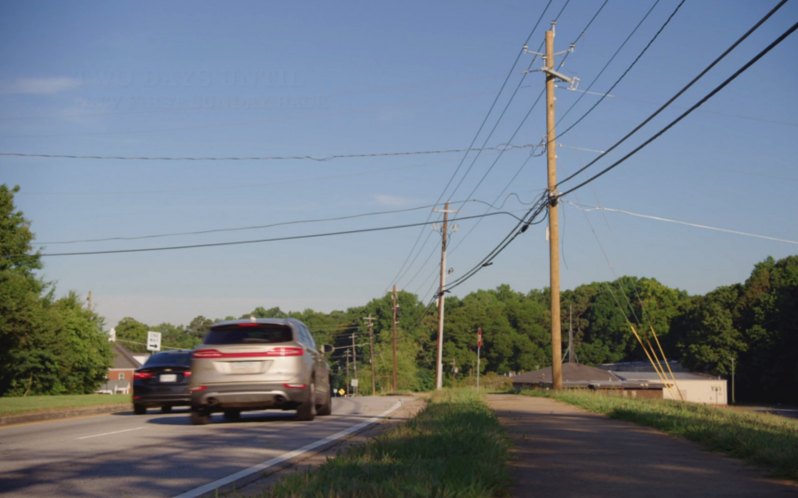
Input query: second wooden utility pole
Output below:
<box><xmin>545</xmin><ymin>28</ymin><xmax>563</xmax><ymax>390</ymax></box>
<box><xmin>365</xmin><ymin>314</ymin><xmax>376</xmax><ymax>395</ymax></box>
<box><xmin>435</xmin><ymin>201</ymin><xmax>454</xmax><ymax>390</ymax></box>
<box><xmin>351</xmin><ymin>332</ymin><xmax>358</xmax><ymax>395</ymax></box>
<box><xmin>391</xmin><ymin>285</ymin><xmax>398</xmax><ymax>392</ymax></box>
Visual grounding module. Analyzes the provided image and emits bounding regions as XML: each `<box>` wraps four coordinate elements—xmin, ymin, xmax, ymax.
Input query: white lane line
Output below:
<box><xmin>76</xmin><ymin>426</ymin><xmax>145</xmax><ymax>440</ymax></box>
<box><xmin>173</xmin><ymin>401</ymin><xmax>404</xmax><ymax>498</ymax></box>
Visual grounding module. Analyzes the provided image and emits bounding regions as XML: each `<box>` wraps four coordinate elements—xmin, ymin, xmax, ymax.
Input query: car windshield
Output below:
<box><xmin>204</xmin><ymin>324</ymin><xmax>294</xmax><ymax>345</ymax></box>
<box><xmin>144</xmin><ymin>351</ymin><xmax>191</xmax><ymax>367</ymax></box>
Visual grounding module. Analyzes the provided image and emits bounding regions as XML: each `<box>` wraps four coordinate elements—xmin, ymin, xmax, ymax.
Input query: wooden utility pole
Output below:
<box><xmin>345</xmin><ymin>349</ymin><xmax>351</xmax><ymax>395</ymax></box>
<box><xmin>435</xmin><ymin>202</ymin><xmax>454</xmax><ymax>390</ymax></box>
<box><xmin>351</xmin><ymin>332</ymin><xmax>358</xmax><ymax>395</ymax></box>
<box><xmin>391</xmin><ymin>285</ymin><xmax>398</xmax><ymax>392</ymax></box>
<box><xmin>365</xmin><ymin>314</ymin><xmax>376</xmax><ymax>395</ymax></box>
<box><xmin>568</xmin><ymin>304</ymin><xmax>576</xmax><ymax>364</ymax></box>
<box><xmin>545</xmin><ymin>28</ymin><xmax>563</xmax><ymax>390</ymax></box>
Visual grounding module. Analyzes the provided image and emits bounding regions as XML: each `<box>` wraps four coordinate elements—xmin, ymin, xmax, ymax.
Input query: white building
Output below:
<box><xmin>602</xmin><ymin>362</ymin><xmax>728</xmax><ymax>405</ymax></box>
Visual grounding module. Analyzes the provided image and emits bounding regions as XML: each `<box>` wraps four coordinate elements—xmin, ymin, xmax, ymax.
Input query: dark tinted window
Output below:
<box><xmin>298</xmin><ymin>325</ymin><xmax>316</xmax><ymax>349</ymax></box>
<box><xmin>204</xmin><ymin>324</ymin><xmax>294</xmax><ymax>345</ymax></box>
<box><xmin>144</xmin><ymin>351</ymin><xmax>192</xmax><ymax>367</ymax></box>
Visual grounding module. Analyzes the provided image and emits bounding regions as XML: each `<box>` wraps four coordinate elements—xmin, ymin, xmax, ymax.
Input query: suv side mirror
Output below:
<box><xmin>321</xmin><ymin>344</ymin><xmax>335</xmax><ymax>354</ymax></box>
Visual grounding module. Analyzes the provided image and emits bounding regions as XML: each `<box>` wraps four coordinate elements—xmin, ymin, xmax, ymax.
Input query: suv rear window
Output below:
<box><xmin>204</xmin><ymin>324</ymin><xmax>294</xmax><ymax>344</ymax></box>
<box><xmin>144</xmin><ymin>351</ymin><xmax>192</xmax><ymax>367</ymax></box>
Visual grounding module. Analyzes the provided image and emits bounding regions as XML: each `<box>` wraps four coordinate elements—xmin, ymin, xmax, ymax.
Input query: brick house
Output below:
<box><xmin>98</xmin><ymin>342</ymin><xmax>141</xmax><ymax>394</ymax></box>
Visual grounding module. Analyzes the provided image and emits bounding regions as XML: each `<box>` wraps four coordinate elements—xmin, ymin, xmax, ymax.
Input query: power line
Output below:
<box><xmin>443</xmin><ymin>193</ymin><xmax>550</xmax><ymax>294</ymax></box>
<box><xmin>441</xmin><ymin>0</ymin><xmax>681</xmax><ymax>271</ymax></box>
<box><xmin>0</xmin><ymin>143</ymin><xmax>538</xmax><ymax>163</ymax></box>
<box><xmin>558</xmin><ymin>0</ymin><xmax>790</xmax><ymax>189</ymax></box>
<box><xmin>386</xmin><ymin>1</ymin><xmax>556</xmax><ymax>293</ymax></box>
<box><xmin>559</xmin><ymin>20</ymin><xmax>798</xmax><ymax>198</ymax></box>
<box><xmin>434</xmin><ymin>0</ymin><xmax>608</xmax><ymax>275</ymax></box>
<box><xmin>396</xmin><ymin>1</ymin><xmax>593</xmax><ymax>296</ymax></box>
<box><xmin>38</xmin><ymin>203</ymin><xmax>442</xmax><ymax>245</ymax></box>
<box><xmin>38</xmin><ymin>211</ymin><xmax>521</xmax><ymax>257</ymax></box>
<box><xmin>554</xmin><ymin>0</ymin><xmax>664</xmax><ymax>134</ymax></box>
<box><xmin>444</xmin><ymin>0</ymin><xmax>585</xmax><ymax>207</ymax></box>
<box><xmin>425</xmin><ymin>3</ymin><xmax>611</xmax><ymax>293</ymax></box>
<box><xmin>566</xmin><ymin>201</ymin><xmax>798</xmax><ymax>246</ymax></box>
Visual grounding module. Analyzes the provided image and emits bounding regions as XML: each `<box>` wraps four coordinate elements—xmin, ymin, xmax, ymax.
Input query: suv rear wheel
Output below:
<box><xmin>295</xmin><ymin>380</ymin><xmax>316</xmax><ymax>421</ymax></box>
<box><xmin>190</xmin><ymin>409</ymin><xmax>210</xmax><ymax>425</ymax></box>
<box><xmin>223</xmin><ymin>409</ymin><xmax>241</xmax><ymax>421</ymax></box>
<box><xmin>318</xmin><ymin>384</ymin><xmax>332</xmax><ymax>416</ymax></box>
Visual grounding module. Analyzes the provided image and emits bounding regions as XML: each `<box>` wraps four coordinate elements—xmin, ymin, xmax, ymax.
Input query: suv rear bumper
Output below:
<box><xmin>191</xmin><ymin>382</ymin><xmax>310</xmax><ymax>411</ymax></box>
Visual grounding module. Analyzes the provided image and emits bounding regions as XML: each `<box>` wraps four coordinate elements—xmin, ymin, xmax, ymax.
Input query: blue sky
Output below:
<box><xmin>1</xmin><ymin>1</ymin><xmax>796</xmax><ymax>328</ymax></box>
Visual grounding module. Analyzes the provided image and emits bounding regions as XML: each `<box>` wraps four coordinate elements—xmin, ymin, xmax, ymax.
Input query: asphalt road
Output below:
<box><xmin>0</xmin><ymin>396</ymin><xmax>412</xmax><ymax>498</ymax></box>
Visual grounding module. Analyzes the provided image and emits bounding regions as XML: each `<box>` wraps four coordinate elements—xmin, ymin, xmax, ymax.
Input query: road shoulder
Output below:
<box><xmin>215</xmin><ymin>395</ymin><xmax>428</xmax><ymax>497</ymax></box>
<box><xmin>0</xmin><ymin>404</ymin><xmax>130</xmax><ymax>426</ymax></box>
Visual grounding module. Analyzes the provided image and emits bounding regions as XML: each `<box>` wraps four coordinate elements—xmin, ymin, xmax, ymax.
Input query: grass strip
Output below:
<box><xmin>0</xmin><ymin>394</ymin><xmax>130</xmax><ymax>416</ymax></box>
<box><xmin>528</xmin><ymin>389</ymin><xmax>798</xmax><ymax>480</ymax></box>
<box><xmin>263</xmin><ymin>389</ymin><xmax>510</xmax><ymax>498</ymax></box>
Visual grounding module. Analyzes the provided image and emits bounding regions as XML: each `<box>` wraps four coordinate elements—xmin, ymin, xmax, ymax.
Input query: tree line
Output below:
<box><xmin>2</xmin><ymin>184</ymin><xmax>796</xmax><ymax>402</ymax></box>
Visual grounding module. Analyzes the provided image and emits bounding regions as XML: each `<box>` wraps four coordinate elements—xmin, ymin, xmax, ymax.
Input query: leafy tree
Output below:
<box><xmin>576</xmin><ymin>277</ymin><xmax>689</xmax><ymax>365</ymax></box>
<box><xmin>114</xmin><ymin>317</ymin><xmax>150</xmax><ymax>353</ymax></box>
<box><xmin>0</xmin><ymin>185</ymin><xmax>59</xmax><ymax>395</ymax></box>
<box><xmin>152</xmin><ymin>322</ymin><xmax>203</xmax><ymax>350</ymax></box>
<box><xmin>736</xmin><ymin>256</ymin><xmax>798</xmax><ymax>403</ymax></box>
<box><xmin>50</xmin><ymin>292</ymin><xmax>112</xmax><ymax>393</ymax></box>
<box><xmin>248</xmin><ymin>306</ymin><xmax>287</xmax><ymax>319</ymax></box>
<box><xmin>1</xmin><ymin>185</ymin><xmax>111</xmax><ymax>395</ymax></box>
<box><xmin>676</xmin><ymin>285</ymin><xmax>745</xmax><ymax>376</ymax></box>
<box><xmin>185</xmin><ymin>315</ymin><xmax>214</xmax><ymax>343</ymax></box>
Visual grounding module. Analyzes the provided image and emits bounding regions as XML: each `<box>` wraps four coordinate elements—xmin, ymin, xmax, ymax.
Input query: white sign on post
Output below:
<box><xmin>146</xmin><ymin>331</ymin><xmax>162</xmax><ymax>352</ymax></box>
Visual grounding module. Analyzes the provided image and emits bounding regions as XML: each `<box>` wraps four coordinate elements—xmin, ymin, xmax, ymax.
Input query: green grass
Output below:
<box><xmin>528</xmin><ymin>389</ymin><xmax>798</xmax><ymax>481</ymax></box>
<box><xmin>262</xmin><ymin>389</ymin><xmax>511</xmax><ymax>498</ymax></box>
<box><xmin>0</xmin><ymin>394</ymin><xmax>130</xmax><ymax>416</ymax></box>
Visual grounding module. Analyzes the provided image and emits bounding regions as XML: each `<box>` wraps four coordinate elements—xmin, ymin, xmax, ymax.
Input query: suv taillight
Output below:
<box><xmin>265</xmin><ymin>346</ymin><xmax>304</xmax><ymax>357</ymax></box>
<box><xmin>193</xmin><ymin>349</ymin><xmax>223</xmax><ymax>358</ymax></box>
<box><xmin>192</xmin><ymin>347</ymin><xmax>304</xmax><ymax>358</ymax></box>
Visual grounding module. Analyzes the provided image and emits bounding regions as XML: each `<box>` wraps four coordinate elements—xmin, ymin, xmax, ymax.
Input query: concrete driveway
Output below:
<box><xmin>486</xmin><ymin>394</ymin><xmax>798</xmax><ymax>497</ymax></box>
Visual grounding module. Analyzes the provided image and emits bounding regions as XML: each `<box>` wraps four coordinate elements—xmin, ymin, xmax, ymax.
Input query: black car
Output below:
<box><xmin>132</xmin><ymin>350</ymin><xmax>193</xmax><ymax>414</ymax></box>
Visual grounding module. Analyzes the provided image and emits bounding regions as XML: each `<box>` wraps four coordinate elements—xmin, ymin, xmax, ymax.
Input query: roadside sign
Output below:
<box><xmin>146</xmin><ymin>331</ymin><xmax>162</xmax><ymax>352</ymax></box>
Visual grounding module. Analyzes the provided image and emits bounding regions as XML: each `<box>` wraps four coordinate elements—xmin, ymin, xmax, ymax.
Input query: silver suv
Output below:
<box><xmin>189</xmin><ymin>318</ymin><xmax>332</xmax><ymax>425</ymax></box>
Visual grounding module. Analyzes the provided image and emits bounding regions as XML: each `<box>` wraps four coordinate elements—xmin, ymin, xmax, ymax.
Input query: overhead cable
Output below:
<box><xmin>436</xmin><ymin>0</ymin><xmax>610</xmax><ymax>272</ymax></box>
<box><xmin>559</xmin><ymin>20</ymin><xmax>798</xmax><ymax>198</ymax></box>
<box><xmin>387</xmin><ymin>0</ymin><xmax>556</xmax><ymax>292</ymax></box>
<box><xmin>38</xmin><ymin>211</ymin><xmax>521</xmax><ymax>257</ymax></box>
<box><xmin>0</xmin><ymin>143</ymin><xmax>538</xmax><ymax>163</ymax></box>
<box><xmin>566</xmin><ymin>201</ymin><xmax>798</xmax><ymax>245</ymax></box>
<box><xmin>554</xmin><ymin>0</ymin><xmax>663</xmax><ymax>133</ymax></box>
<box><xmin>558</xmin><ymin>0</ymin><xmax>789</xmax><ymax>189</ymax></box>
<box><xmin>39</xmin><ymin>203</ymin><xmax>442</xmax><ymax>245</ymax></box>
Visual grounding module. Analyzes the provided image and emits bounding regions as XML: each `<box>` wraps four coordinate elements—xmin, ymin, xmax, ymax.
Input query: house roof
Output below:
<box><xmin>612</xmin><ymin>371</ymin><xmax>719</xmax><ymax>381</ymax></box>
<box><xmin>598</xmin><ymin>361</ymin><xmax>688</xmax><ymax>373</ymax></box>
<box><xmin>512</xmin><ymin>363</ymin><xmax>622</xmax><ymax>386</ymax></box>
<box><xmin>111</xmin><ymin>342</ymin><xmax>141</xmax><ymax>369</ymax></box>
<box><xmin>597</xmin><ymin>361</ymin><xmax>721</xmax><ymax>381</ymax></box>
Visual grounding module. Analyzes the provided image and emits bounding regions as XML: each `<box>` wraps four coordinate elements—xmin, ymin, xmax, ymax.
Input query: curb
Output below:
<box><xmin>0</xmin><ymin>404</ymin><xmax>130</xmax><ymax>426</ymax></box>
